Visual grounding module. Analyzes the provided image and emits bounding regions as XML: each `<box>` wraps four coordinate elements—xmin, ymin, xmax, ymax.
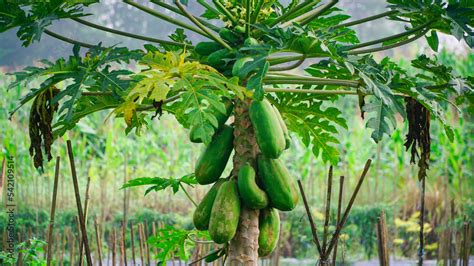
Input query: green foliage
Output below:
<box><xmin>273</xmin><ymin>93</ymin><xmax>347</xmax><ymax>165</ymax></box>
<box><xmin>0</xmin><ymin>238</ymin><xmax>47</xmax><ymax>266</ymax></box>
<box><xmin>0</xmin><ymin>0</ymin><xmax>96</xmax><ymax>46</ymax></box>
<box><xmin>148</xmin><ymin>226</ymin><xmax>209</xmax><ymax>264</ymax></box>
<box><xmin>122</xmin><ymin>174</ymin><xmax>197</xmax><ymax>196</ymax></box>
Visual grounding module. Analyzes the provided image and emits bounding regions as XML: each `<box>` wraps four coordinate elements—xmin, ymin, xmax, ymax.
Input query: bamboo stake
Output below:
<box><xmin>54</xmin><ymin>233</ymin><xmax>60</xmax><ymax>265</ymax></box>
<box><xmin>121</xmin><ymin>220</ymin><xmax>127</xmax><ymax>266</ymax></box>
<box><xmin>462</xmin><ymin>220</ymin><xmax>471</xmax><ymax>266</ymax></box>
<box><xmin>322</xmin><ymin>166</ymin><xmax>333</xmax><ymax>254</ymax></box>
<box><xmin>94</xmin><ymin>218</ymin><xmax>103</xmax><ymax>266</ymax></box>
<box><xmin>376</xmin><ymin>211</ymin><xmax>389</xmax><ymax>266</ymax></box>
<box><xmin>66</xmin><ymin>140</ymin><xmax>93</xmax><ymax>265</ymax></box>
<box><xmin>130</xmin><ymin>222</ymin><xmax>136</xmax><ymax>265</ymax></box>
<box><xmin>418</xmin><ymin>176</ymin><xmax>426</xmax><ymax>266</ymax></box>
<box><xmin>297</xmin><ymin>180</ymin><xmax>323</xmax><ymax>255</ymax></box>
<box><xmin>75</xmin><ymin>215</ymin><xmax>83</xmax><ymax>265</ymax></box>
<box><xmin>47</xmin><ymin>157</ymin><xmax>60</xmax><ymax>266</ymax></box>
<box><xmin>143</xmin><ymin>222</ymin><xmax>150</xmax><ymax>265</ymax></box>
<box><xmin>138</xmin><ymin>224</ymin><xmax>145</xmax><ymax>266</ymax></box>
<box><xmin>112</xmin><ymin>228</ymin><xmax>117</xmax><ymax>266</ymax></box>
<box><xmin>79</xmin><ymin>175</ymin><xmax>91</xmax><ymax>266</ymax></box>
<box><xmin>70</xmin><ymin>233</ymin><xmax>75</xmax><ymax>266</ymax></box>
<box><xmin>325</xmin><ymin>159</ymin><xmax>372</xmax><ymax>257</ymax></box>
<box><xmin>332</xmin><ymin>175</ymin><xmax>344</xmax><ymax>265</ymax></box>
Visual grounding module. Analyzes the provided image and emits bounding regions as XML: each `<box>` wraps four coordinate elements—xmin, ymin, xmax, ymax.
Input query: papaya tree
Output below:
<box><xmin>1</xmin><ymin>0</ymin><xmax>473</xmax><ymax>264</ymax></box>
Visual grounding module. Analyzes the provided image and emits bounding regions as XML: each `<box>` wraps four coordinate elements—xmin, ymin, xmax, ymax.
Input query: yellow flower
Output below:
<box><xmin>425</xmin><ymin>242</ymin><xmax>438</xmax><ymax>251</ymax></box>
<box><xmin>393</xmin><ymin>238</ymin><xmax>404</xmax><ymax>245</ymax></box>
<box><xmin>340</xmin><ymin>234</ymin><xmax>349</xmax><ymax>241</ymax></box>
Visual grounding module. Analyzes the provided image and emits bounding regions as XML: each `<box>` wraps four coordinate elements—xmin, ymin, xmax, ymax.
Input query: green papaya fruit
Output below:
<box><xmin>249</xmin><ymin>99</ymin><xmax>286</xmax><ymax>158</ymax></box>
<box><xmin>195</xmin><ymin>126</ymin><xmax>234</xmax><ymax>185</ymax></box>
<box><xmin>189</xmin><ymin>98</ymin><xmax>234</xmax><ymax>143</ymax></box>
<box><xmin>219</xmin><ymin>28</ymin><xmax>241</xmax><ymax>44</ymax></box>
<box><xmin>244</xmin><ymin>37</ymin><xmax>259</xmax><ymax>46</ymax></box>
<box><xmin>235</xmin><ymin>25</ymin><xmax>246</xmax><ymax>34</ymax></box>
<box><xmin>257</xmin><ymin>155</ymin><xmax>299</xmax><ymax>211</ymax></box>
<box><xmin>193</xmin><ymin>179</ymin><xmax>226</xmax><ymax>230</ymax></box>
<box><xmin>195</xmin><ymin>42</ymin><xmax>223</xmax><ymax>56</ymax></box>
<box><xmin>237</xmin><ymin>163</ymin><xmax>268</xmax><ymax>209</ymax></box>
<box><xmin>258</xmin><ymin>208</ymin><xmax>280</xmax><ymax>257</ymax></box>
<box><xmin>271</xmin><ymin>105</ymin><xmax>291</xmax><ymax>149</ymax></box>
<box><xmin>207</xmin><ymin>49</ymin><xmax>232</xmax><ymax>66</ymax></box>
<box><xmin>209</xmin><ymin>179</ymin><xmax>241</xmax><ymax>244</ymax></box>
<box><xmin>232</xmin><ymin>57</ymin><xmax>253</xmax><ymax>77</ymax></box>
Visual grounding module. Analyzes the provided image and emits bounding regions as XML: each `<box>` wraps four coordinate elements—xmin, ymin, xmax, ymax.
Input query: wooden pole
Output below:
<box><xmin>122</xmin><ymin>220</ymin><xmax>128</xmax><ymax>266</ymax></box>
<box><xmin>46</xmin><ymin>156</ymin><xmax>60</xmax><ymax>266</ymax></box>
<box><xmin>138</xmin><ymin>224</ymin><xmax>145</xmax><ymax>266</ymax></box>
<box><xmin>462</xmin><ymin>220</ymin><xmax>471</xmax><ymax>266</ymax></box>
<box><xmin>94</xmin><ymin>218</ymin><xmax>103</xmax><ymax>266</ymax></box>
<box><xmin>332</xmin><ymin>175</ymin><xmax>344</xmax><ymax>265</ymax></box>
<box><xmin>297</xmin><ymin>180</ymin><xmax>323</xmax><ymax>255</ymax></box>
<box><xmin>418</xmin><ymin>176</ymin><xmax>426</xmax><ymax>266</ymax></box>
<box><xmin>70</xmin><ymin>233</ymin><xmax>75</xmax><ymax>266</ymax></box>
<box><xmin>66</xmin><ymin>140</ymin><xmax>93</xmax><ymax>266</ymax></box>
<box><xmin>79</xmin><ymin>175</ymin><xmax>91</xmax><ymax>266</ymax></box>
<box><xmin>325</xmin><ymin>160</ymin><xmax>372</xmax><ymax>257</ymax></box>
<box><xmin>376</xmin><ymin>210</ymin><xmax>389</xmax><ymax>266</ymax></box>
<box><xmin>130</xmin><ymin>222</ymin><xmax>136</xmax><ymax>265</ymax></box>
<box><xmin>112</xmin><ymin>228</ymin><xmax>117</xmax><ymax>266</ymax></box>
<box><xmin>143</xmin><ymin>222</ymin><xmax>151</xmax><ymax>265</ymax></box>
<box><xmin>322</xmin><ymin>166</ymin><xmax>333</xmax><ymax>256</ymax></box>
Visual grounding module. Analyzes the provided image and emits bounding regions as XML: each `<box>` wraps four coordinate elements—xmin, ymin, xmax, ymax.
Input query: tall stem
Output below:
<box><xmin>333</xmin><ymin>10</ymin><xmax>398</xmax><ymax>29</ymax></box>
<box><xmin>264</xmin><ymin>76</ymin><xmax>360</xmax><ymax>87</ymax></box>
<box><xmin>175</xmin><ymin>1</ymin><xmax>232</xmax><ymax>50</ymax></box>
<box><xmin>270</xmin><ymin>0</ymin><xmax>320</xmax><ymax>26</ymax></box>
<box><xmin>344</xmin><ymin>19</ymin><xmax>434</xmax><ymax>51</ymax></box>
<box><xmin>348</xmin><ymin>29</ymin><xmax>429</xmax><ymax>55</ymax></box>
<box><xmin>151</xmin><ymin>0</ymin><xmax>220</xmax><ymax>32</ymax></box>
<box><xmin>123</xmin><ymin>0</ymin><xmax>209</xmax><ymax>38</ymax></box>
<box><xmin>44</xmin><ymin>29</ymin><xmax>94</xmax><ymax>48</ymax></box>
<box><xmin>72</xmin><ymin>18</ymin><xmax>189</xmax><ymax>47</ymax></box>
<box><xmin>418</xmin><ymin>176</ymin><xmax>426</xmax><ymax>266</ymax></box>
<box><xmin>281</xmin><ymin>0</ymin><xmax>338</xmax><ymax>27</ymax></box>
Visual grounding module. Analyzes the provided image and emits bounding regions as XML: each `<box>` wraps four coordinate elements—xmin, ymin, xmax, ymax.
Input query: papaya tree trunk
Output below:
<box><xmin>228</xmin><ymin>98</ymin><xmax>260</xmax><ymax>265</ymax></box>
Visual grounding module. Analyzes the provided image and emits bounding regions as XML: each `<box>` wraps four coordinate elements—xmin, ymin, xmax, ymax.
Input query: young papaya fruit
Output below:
<box><xmin>258</xmin><ymin>208</ymin><xmax>280</xmax><ymax>257</ymax></box>
<box><xmin>237</xmin><ymin>163</ymin><xmax>268</xmax><ymax>209</ymax></box>
<box><xmin>219</xmin><ymin>28</ymin><xmax>241</xmax><ymax>44</ymax></box>
<box><xmin>207</xmin><ymin>49</ymin><xmax>232</xmax><ymax>67</ymax></box>
<box><xmin>235</xmin><ymin>25</ymin><xmax>246</xmax><ymax>34</ymax></box>
<box><xmin>193</xmin><ymin>179</ymin><xmax>226</xmax><ymax>230</ymax></box>
<box><xmin>232</xmin><ymin>57</ymin><xmax>253</xmax><ymax>78</ymax></box>
<box><xmin>271</xmin><ymin>105</ymin><xmax>291</xmax><ymax>149</ymax></box>
<box><xmin>244</xmin><ymin>37</ymin><xmax>259</xmax><ymax>46</ymax></box>
<box><xmin>195</xmin><ymin>125</ymin><xmax>234</xmax><ymax>185</ymax></box>
<box><xmin>195</xmin><ymin>42</ymin><xmax>223</xmax><ymax>56</ymax></box>
<box><xmin>189</xmin><ymin>98</ymin><xmax>234</xmax><ymax>143</ymax></box>
<box><xmin>249</xmin><ymin>99</ymin><xmax>286</xmax><ymax>158</ymax></box>
<box><xmin>257</xmin><ymin>155</ymin><xmax>299</xmax><ymax>211</ymax></box>
<box><xmin>209</xmin><ymin>179</ymin><xmax>241</xmax><ymax>244</ymax></box>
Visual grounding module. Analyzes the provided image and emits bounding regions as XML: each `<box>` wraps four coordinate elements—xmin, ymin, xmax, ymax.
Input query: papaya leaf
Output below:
<box><xmin>363</xmin><ymin>96</ymin><xmax>400</xmax><ymax>143</ymax></box>
<box><xmin>273</xmin><ymin>93</ymin><xmax>347</xmax><ymax>165</ymax></box>
<box><xmin>0</xmin><ymin>0</ymin><xmax>96</xmax><ymax>46</ymax></box>
<box><xmin>121</xmin><ymin>174</ymin><xmax>196</xmax><ymax>196</ymax></box>
<box><xmin>148</xmin><ymin>226</ymin><xmax>210</xmax><ymax>265</ymax></box>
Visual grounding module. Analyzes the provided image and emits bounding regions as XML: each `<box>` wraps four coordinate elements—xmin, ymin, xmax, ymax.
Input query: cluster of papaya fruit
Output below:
<box><xmin>191</xmin><ymin>96</ymin><xmax>299</xmax><ymax>257</ymax></box>
<box><xmin>194</xmin><ymin>28</ymin><xmax>260</xmax><ymax>76</ymax></box>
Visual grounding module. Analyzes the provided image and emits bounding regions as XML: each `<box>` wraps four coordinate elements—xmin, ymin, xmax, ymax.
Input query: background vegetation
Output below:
<box><xmin>0</xmin><ymin>0</ymin><xmax>472</xmax><ymax>264</ymax></box>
